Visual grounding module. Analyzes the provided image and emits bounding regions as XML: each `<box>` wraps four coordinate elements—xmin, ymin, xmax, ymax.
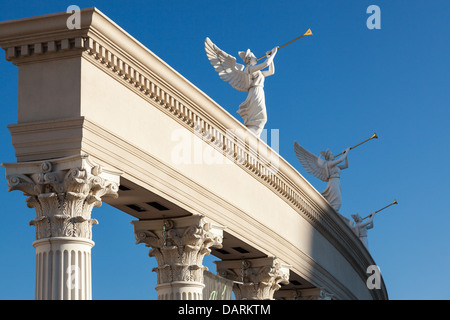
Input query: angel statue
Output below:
<box><xmin>350</xmin><ymin>212</ymin><xmax>376</xmax><ymax>249</ymax></box>
<box><xmin>205</xmin><ymin>37</ymin><xmax>278</xmax><ymax>138</ymax></box>
<box><xmin>293</xmin><ymin>142</ymin><xmax>350</xmax><ymax>212</ymax></box>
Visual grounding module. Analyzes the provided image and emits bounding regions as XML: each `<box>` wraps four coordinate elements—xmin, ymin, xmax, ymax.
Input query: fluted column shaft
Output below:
<box><xmin>2</xmin><ymin>155</ymin><xmax>121</xmax><ymax>300</ymax></box>
<box><xmin>33</xmin><ymin>237</ymin><xmax>94</xmax><ymax>300</ymax></box>
<box><xmin>132</xmin><ymin>215</ymin><xmax>224</xmax><ymax>300</ymax></box>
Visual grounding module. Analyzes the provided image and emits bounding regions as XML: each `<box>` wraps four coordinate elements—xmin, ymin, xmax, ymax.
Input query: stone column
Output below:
<box><xmin>132</xmin><ymin>215</ymin><xmax>224</xmax><ymax>300</ymax></box>
<box><xmin>2</xmin><ymin>155</ymin><xmax>121</xmax><ymax>300</ymax></box>
<box><xmin>216</xmin><ymin>257</ymin><xmax>290</xmax><ymax>300</ymax></box>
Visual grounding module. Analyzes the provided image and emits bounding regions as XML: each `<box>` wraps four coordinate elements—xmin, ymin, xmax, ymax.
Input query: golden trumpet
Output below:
<box><xmin>334</xmin><ymin>133</ymin><xmax>378</xmax><ymax>158</ymax></box>
<box><xmin>256</xmin><ymin>28</ymin><xmax>313</xmax><ymax>61</ymax></box>
<box><xmin>362</xmin><ymin>200</ymin><xmax>398</xmax><ymax>220</ymax></box>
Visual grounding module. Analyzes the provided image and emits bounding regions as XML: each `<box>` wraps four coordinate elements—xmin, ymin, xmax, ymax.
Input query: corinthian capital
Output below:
<box><xmin>2</xmin><ymin>154</ymin><xmax>122</xmax><ymax>240</ymax></box>
<box><xmin>216</xmin><ymin>257</ymin><xmax>291</xmax><ymax>300</ymax></box>
<box><xmin>132</xmin><ymin>215</ymin><xmax>224</xmax><ymax>285</ymax></box>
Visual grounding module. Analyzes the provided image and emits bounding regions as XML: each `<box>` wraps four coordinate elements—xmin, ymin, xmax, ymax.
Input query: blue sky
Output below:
<box><xmin>0</xmin><ymin>0</ymin><xmax>449</xmax><ymax>300</ymax></box>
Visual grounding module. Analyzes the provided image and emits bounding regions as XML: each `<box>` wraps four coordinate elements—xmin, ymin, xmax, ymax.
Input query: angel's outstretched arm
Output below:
<box><xmin>247</xmin><ymin>60</ymin><xmax>270</xmax><ymax>74</ymax></box>
<box><xmin>329</xmin><ymin>148</ymin><xmax>350</xmax><ymax>168</ymax></box>
<box><xmin>338</xmin><ymin>156</ymin><xmax>349</xmax><ymax>170</ymax></box>
<box><xmin>248</xmin><ymin>47</ymin><xmax>278</xmax><ymax>74</ymax></box>
<box><xmin>360</xmin><ymin>213</ymin><xmax>375</xmax><ymax>229</ymax></box>
<box><xmin>328</xmin><ymin>155</ymin><xmax>345</xmax><ymax>167</ymax></box>
<box><xmin>261</xmin><ymin>59</ymin><xmax>275</xmax><ymax>77</ymax></box>
<box><xmin>262</xmin><ymin>49</ymin><xmax>276</xmax><ymax>77</ymax></box>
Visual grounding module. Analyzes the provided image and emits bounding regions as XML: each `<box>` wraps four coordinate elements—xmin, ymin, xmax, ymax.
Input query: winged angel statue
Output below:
<box><xmin>294</xmin><ymin>142</ymin><xmax>350</xmax><ymax>212</ymax></box>
<box><xmin>205</xmin><ymin>37</ymin><xmax>278</xmax><ymax>138</ymax></box>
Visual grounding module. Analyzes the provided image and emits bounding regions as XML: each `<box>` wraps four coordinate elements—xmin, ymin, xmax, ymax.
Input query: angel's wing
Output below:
<box><xmin>204</xmin><ymin>37</ymin><xmax>249</xmax><ymax>93</ymax></box>
<box><xmin>294</xmin><ymin>141</ymin><xmax>329</xmax><ymax>182</ymax></box>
